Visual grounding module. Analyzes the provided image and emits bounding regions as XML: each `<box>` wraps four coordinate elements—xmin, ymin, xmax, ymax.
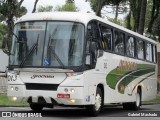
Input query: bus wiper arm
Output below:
<box><xmin>20</xmin><ymin>34</ymin><xmax>39</xmax><ymax>67</ymax></box>
<box><xmin>48</xmin><ymin>38</ymin><xmax>65</xmax><ymax>68</ymax></box>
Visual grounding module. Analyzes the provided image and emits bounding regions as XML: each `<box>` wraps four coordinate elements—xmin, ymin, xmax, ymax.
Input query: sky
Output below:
<box><xmin>21</xmin><ymin>0</ymin><xmax>121</xmax><ymax>19</ymax></box>
<box><xmin>22</xmin><ymin>0</ymin><xmax>93</xmax><ymax>13</ymax></box>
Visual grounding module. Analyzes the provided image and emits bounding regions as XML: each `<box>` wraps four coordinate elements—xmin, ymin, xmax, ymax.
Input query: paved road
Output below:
<box><xmin>0</xmin><ymin>104</ymin><xmax>159</xmax><ymax>120</ymax></box>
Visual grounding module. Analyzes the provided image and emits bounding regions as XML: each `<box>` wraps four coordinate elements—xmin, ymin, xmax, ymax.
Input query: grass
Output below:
<box><xmin>142</xmin><ymin>95</ymin><xmax>160</xmax><ymax>105</ymax></box>
<box><xmin>0</xmin><ymin>95</ymin><xmax>29</xmax><ymax>107</ymax></box>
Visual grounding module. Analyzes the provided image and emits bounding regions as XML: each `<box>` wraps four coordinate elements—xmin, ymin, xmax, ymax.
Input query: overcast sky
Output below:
<box><xmin>22</xmin><ymin>0</ymin><xmax>93</xmax><ymax>13</ymax></box>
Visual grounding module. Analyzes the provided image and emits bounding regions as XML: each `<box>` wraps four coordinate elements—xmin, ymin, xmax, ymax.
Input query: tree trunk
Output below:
<box><xmin>115</xmin><ymin>4</ymin><xmax>119</xmax><ymax>20</ymax></box>
<box><xmin>126</xmin><ymin>10</ymin><xmax>131</xmax><ymax>30</ymax></box>
<box><xmin>130</xmin><ymin>0</ymin><xmax>142</xmax><ymax>32</ymax></box>
<box><xmin>96</xmin><ymin>0</ymin><xmax>106</xmax><ymax>17</ymax></box>
<box><xmin>147</xmin><ymin>0</ymin><xmax>160</xmax><ymax>34</ymax></box>
<box><xmin>32</xmin><ymin>0</ymin><xmax>39</xmax><ymax>13</ymax></box>
<box><xmin>6</xmin><ymin>0</ymin><xmax>14</xmax><ymax>51</ymax></box>
<box><xmin>138</xmin><ymin>0</ymin><xmax>147</xmax><ymax>35</ymax></box>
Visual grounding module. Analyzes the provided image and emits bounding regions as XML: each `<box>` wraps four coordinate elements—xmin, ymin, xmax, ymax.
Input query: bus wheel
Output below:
<box><xmin>123</xmin><ymin>89</ymin><xmax>141</xmax><ymax>110</ymax></box>
<box><xmin>86</xmin><ymin>87</ymin><xmax>103</xmax><ymax>116</ymax></box>
<box><xmin>132</xmin><ymin>89</ymin><xmax>141</xmax><ymax>110</ymax></box>
<box><xmin>30</xmin><ymin>103</ymin><xmax>43</xmax><ymax>111</ymax></box>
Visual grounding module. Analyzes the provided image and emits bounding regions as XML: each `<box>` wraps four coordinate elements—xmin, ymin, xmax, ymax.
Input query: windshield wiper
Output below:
<box><xmin>20</xmin><ymin>34</ymin><xmax>39</xmax><ymax>67</ymax></box>
<box><xmin>47</xmin><ymin>36</ymin><xmax>65</xmax><ymax>68</ymax></box>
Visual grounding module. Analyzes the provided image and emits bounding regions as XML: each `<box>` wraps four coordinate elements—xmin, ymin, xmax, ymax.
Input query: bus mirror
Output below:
<box><xmin>85</xmin><ymin>54</ymin><xmax>92</xmax><ymax>65</ymax></box>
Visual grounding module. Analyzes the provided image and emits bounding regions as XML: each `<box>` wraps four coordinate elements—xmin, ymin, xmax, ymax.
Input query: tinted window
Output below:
<box><xmin>126</xmin><ymin>36</ymin><xmax>135</xmax><ymax>57</ymax></box>
<box><xmin>152</xmin><ymin>45</ymin><xmax>156</xmax><ymax>62</ymax></box>
<box><xmin>146</xmin><ymin>43</ymin><xmax>152</xmax><ymax>61</ymax></box>
<box><xmin>114</xmin><ymin>31</ymin><xmax>125</xmax><ymax>54</ymax></box>
<box><xmin>100</xmin><ymin>26</ymin><xmax>112</xmax><ymax>51</ymax></box>
<box><xmin>137</xmin><ymin>39</ymin><xmax>144</xmax><ymax>59</ymax></box>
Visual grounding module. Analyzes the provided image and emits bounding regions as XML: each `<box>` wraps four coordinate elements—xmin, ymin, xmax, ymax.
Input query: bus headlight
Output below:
<box><xmin>11</xmin><ymin>87</ymin><xmax>14</xmax><ymax>91</ymax></box>
<box><xmin>15</xmin><ymin>87</ymin><xmax>19</xmax><ymax>91</ymax></box>
<box><xmin>70</xmin><ymin>88</ymin><xmax>75</xmax><ymax>93</ymax></box>
<box><xmin>64</xmin><ymin>88</ymin><xmax>69</xmax><ymax>93</ymax></box>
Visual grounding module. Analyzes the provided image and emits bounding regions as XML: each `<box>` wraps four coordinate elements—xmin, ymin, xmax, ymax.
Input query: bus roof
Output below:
<box><xmin>16</xmin><ymin>12</ymin><xmax>157</xmax><ymax>44</ymax></box>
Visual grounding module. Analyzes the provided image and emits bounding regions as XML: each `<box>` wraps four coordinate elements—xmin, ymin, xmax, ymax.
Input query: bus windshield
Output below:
<box><xmin>9</xmin><ymin>21</ymin><xmax>84</xmax><ymax>68</ymax></box>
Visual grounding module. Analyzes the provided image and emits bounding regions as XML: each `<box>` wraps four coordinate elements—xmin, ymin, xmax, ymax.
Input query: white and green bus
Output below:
<box><xmin>6</xmin><ymin>12</ymin><xmax>157</xmax><ymax>116</ymax></box>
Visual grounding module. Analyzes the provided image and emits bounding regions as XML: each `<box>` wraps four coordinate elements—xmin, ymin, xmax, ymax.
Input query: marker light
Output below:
<box><xmin>66</xmin><ymin>72</ymin><xmax>83</xmax><ymax>77</ymax></box>
<box><xmin>66</xmin><ymin>73</ymin><xmax>74</xmax><ymax>77</ymax></box>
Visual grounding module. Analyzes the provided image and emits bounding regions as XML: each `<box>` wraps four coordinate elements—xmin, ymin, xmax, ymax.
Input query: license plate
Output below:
<box><xmin>57</xmin><ymin>94</ymin><xmax>70</xmax><ymax>98</ymax></box>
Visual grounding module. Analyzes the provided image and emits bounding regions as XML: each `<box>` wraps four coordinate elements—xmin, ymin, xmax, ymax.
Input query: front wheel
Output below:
<box><xmin>86</xmin><ymin>87</ymin><xmax>103</xmax><ymax>116</ymax></box>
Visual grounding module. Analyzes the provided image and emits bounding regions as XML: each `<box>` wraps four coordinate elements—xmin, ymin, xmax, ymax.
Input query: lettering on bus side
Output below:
<box><xmin>104</xmin><ymin>63</ymin><xmax>107</xmax><ymax>69</ymax></box>
<box><xmin>116</xmin><ymin>60</ymin><xmax>137</xmax><ymax>73</ymax></box>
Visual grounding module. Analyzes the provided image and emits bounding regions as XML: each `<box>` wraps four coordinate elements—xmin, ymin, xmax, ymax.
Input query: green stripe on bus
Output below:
<box><xmin>106</xmin><ymin>64</ymin><xmax>155</xmax><ymax>90</ymax></box>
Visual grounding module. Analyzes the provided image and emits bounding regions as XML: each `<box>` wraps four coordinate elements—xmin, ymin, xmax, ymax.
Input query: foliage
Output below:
<box><xmin>55</xmin><ymin>2</ymin><xmax>79</xmax><ymax>12</ymax></box>
<box><xmin>0</xmin><ymin>23</ymin><xmax>7</xmax><ymax>49</ymax></box>
<box><xmin>0</xmin><ymin>0</ymin><xmax>28</xmax><ymax>51</ymax></box>
<box><xmin>0</xmin><ymin>0</ymin><xmax>27</xmax><ymax>19</ymax></box>
<box><xmin>38</xmin><ymin>5</ymin><xmax>53</xmax><ymax>12</ymax></box>
<box><xmin>88</xmin><ymin>0</ymin><xmax>128</xmax><ymax>17</ymax></box>
<box><xmin>107</xmin><ymin>18</ymin><xmax>123</xmax><ymax>26</ymax></box>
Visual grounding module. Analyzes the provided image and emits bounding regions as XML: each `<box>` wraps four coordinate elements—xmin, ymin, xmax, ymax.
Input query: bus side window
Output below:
<box><xmin>152</xmin><ymin>45</ymin><xmax>156</xmax><ymax>63</ymax></box>
<box><xmin>146</xmin><ymin>43</ymin><xmax>152</xmax><ymax>61</ymax></box>
<box><xmin>100</xmin><ymin>25</ymin><xmax>112</xmax><ymax>51</ymax></box>
<box><xmin>87</xmin><ymin>21</ymin><xmax>101</xmax><ymax>68</ymax></box>
<box><xmin>137</xmin><ymin>39</ymin><xmax>144</xmax><ymax>60</ymax></box>
<box><xmin>126</xmin><ymin>36</ymin><xmax>135</xmax><ymax>57</ymax></box>
<box><xmin>114</xmin><ymin>31</ymin><xmax>125</xmax><ymax>55</ymax></box>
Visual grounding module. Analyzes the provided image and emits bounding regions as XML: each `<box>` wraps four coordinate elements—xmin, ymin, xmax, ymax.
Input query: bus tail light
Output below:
<box><xmin>57</xmin><ymin>94</ymin><xmax>70</xmax><ymax>98</ymax></box>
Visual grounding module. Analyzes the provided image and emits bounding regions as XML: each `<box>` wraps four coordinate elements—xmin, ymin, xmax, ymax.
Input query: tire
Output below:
<box><xmin>132</xmin><ymin>89</ymin><xmax>141</xmax><ymax>110</ymax></box>
<box><xmin>123</xmin><ymin>89</ymin><xmax>141</xmax><ymax>110</ymax></box>
<box><xmin>30</xmin><ymin>103</ymin><xmax>43</xmax><ymax>111</ymax></box>
<box><xmin>86</xmin><ymin>87</ymin><xmax>103</xmax><ymax>116</ymax></box>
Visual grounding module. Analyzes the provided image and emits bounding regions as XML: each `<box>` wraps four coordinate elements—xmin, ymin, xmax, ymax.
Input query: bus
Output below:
<box><xmin>6</xmin><ymin>12</ymin><xmax>157</xmax><ymax>116</ymax></box>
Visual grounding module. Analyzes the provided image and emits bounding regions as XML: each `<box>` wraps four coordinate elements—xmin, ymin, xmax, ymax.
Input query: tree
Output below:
<box><xmin>138</xmin><ymin>0</ymin><xmax>147</xmax><ymax>34</ymax></box>
<box><xmin>38</xmin><ymin>5</ymin><xmax>53</xmax><ymax>12</ymax></box>
<box><xmin>88</xmin><ymin>0</ymin><xmax>128</xmax><ymax>18</ymax></box>
<box><xmin>55</xmin><ymin>0</ymin><xmax>79</xmax><ymax>12</ymax></box>
<box><xmin>0</xmin><ymin>0</ymin><xmax>39</xmax><ymax>52</ymax></box>
<box><xmin>129</xmin><ymin>0</ymin><xmax>142</xmax><ymax>32</ymax></box>
<box><xmin>66</xmin><ymin>0</ymin><xmax>74</xmax><ymax>3</ymax></box>
<box><xmin>32</xmin><ymin>0</ymin><xmax>39</xmax><ymax>13</ymax></box>
<box><xmin>147</xmin><ymin>0</ymin><xmax>160</xmax><ymax>34</ymax></box>
<box><xmin>88</xmin><ymin>0</ymin><xmax>110</xmax><ymax>17</ymax></box>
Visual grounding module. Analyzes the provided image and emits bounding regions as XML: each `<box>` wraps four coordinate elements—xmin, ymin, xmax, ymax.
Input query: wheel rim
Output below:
<box><xmin>136</xmin><ymin>92</ymin><xmax>140</xmax><ymax>107</ymax></box>
<box><xmin>95</xmin><ymin>93</ymin><xmax>102</xmax><ymax>111</ymax></box>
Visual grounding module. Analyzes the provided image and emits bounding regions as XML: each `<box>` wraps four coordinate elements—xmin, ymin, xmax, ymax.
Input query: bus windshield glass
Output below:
<box><xmin>9</xmin><ymin>21</ymin><xmax>84</xmax><ymax>68</ymax></box>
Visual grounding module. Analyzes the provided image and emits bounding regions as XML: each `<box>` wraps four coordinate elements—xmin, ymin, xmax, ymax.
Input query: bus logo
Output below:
<box><xmin>31</xmin><ymin>74</ymin><xmax>54</xmax><ymax>79</ymax></box>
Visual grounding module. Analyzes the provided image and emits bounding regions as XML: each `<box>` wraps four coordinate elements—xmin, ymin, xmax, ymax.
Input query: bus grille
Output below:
<box><xmin>25</xmin><ymin>83</ymin><xmax>59</xmax><ymax>91</ymax></box>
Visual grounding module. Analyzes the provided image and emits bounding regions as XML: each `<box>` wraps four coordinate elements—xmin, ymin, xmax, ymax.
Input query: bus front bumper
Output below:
<box><xmin>7</xmin><ymin>85</ymin><xmax>92</xmax><ymax>105</ymax></box>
